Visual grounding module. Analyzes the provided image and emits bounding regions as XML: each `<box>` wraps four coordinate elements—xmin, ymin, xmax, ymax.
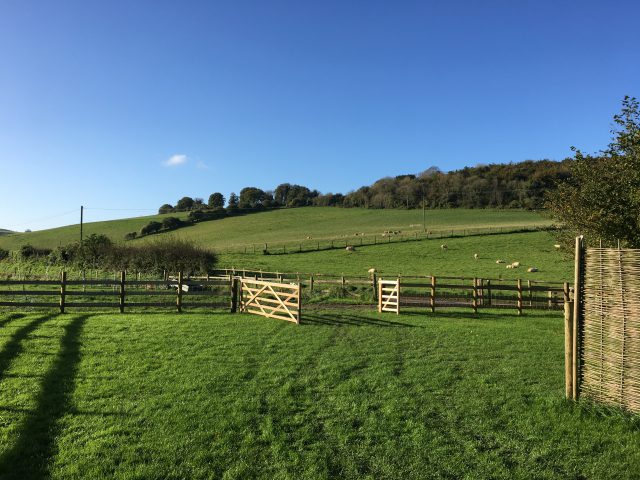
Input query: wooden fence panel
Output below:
<box><xmin>240</xmin><ymin>278</ymin><xmax>300</xmax><ymax>324</ymax></box>
<box><xmin>578</xmin><ymin>244</ymin><xmax>640</xmax><ymax>413</ymax></box>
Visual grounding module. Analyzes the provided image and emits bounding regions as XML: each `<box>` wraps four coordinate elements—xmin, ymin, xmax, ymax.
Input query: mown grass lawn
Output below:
<box><xmin>1</xmin><ymin>310</ymin><xmax>638</xmax><ymax>479</ymax></box>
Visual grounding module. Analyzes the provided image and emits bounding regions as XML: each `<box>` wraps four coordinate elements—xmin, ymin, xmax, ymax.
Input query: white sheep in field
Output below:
<box><xmin>528</xmin><ymin>267</ymin><xmax>539</xmax><ymax>272</ymax></box>
<box><xmin>511</xmin><ymin>262</ymin><xmax>520</xmax><ymax>268</ymax></box>
<box><xmin>441</xmin><ymin>244</ymin><xmax>448</xmax><ymax>250</ymax></box>
<box><xmin>506</xmin><ymin>264</ymin><xmax>514</xmax><ymax>269</ymax></box>
<box><xmin>554</xmin><ymin>244</ymin><xmax>561</xmax><ymax>249</ymax></box>
<box><xmin>496</xmin><ymin>259</ymin><xmax>505</xmax><ymax>264</ymax></box>
<box><xmin>345</xmin><ymin>245</ymin><xmax>355</xmax><ymax>252</ymax></box>
<box><xmin>474</xmin><ymin>253</ymin><xmax>479</xmax><ymax>260</ymax></box>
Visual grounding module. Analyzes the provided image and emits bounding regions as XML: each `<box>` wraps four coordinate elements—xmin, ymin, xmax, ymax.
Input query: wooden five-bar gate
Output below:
<box><xmin>239</xmin><ymin>278</ymin><xmax>301</xmax><ymax>324</ymax></box>
<box><xmin>378</xmin><ymin>279</ymin><xmax>400</xmax><ymax>314</ymax></box>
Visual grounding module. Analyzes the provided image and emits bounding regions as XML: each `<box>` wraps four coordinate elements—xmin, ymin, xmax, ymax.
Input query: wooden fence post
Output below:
<box><xmin>309</xmin><ymin>274</ymin><xmax>314</xmax><ymax>292</ymax></box>
<box><xmin>572</xmin><ymin>235</ymin><xmax>584</xmax><ymax>400</ymax></box>
<box><xmin>565</xmin><ymin>299</ymin><xmax>574</xmax><ymax>399</ymax></box>
<box><xmin>486</xmin><ymin>279</ymin><xmax>492</xmax><ymax>306</ymax></box>
<box><xmin>377</xmin><ymin>280</ymin><xmax>382</xmax><ymax>313</ymax></box>
<box><xmin>119</xmin><ymin>271</ymin><xmax>126</xmax><ymax>313</ymax></box>
<box><xmin>230</xmin><ymin>277</ymin><xmax>239</xmax><ymax>313</ymax></box>
<box><xmin>528</xmin><ymin>280</ymin><xmax>533</xmax><ymax>306</ymax></box>
<box><xmin>372</xmin><ymin>272</ymin><xmax>378</xmax><ymax>301</ymax></box>
<box><xmin>177</xmin><ymin>271</ymin><xmax>183</xmax><ymax>313</ymax></box>
<box><xmin>430</xmin><ymin>276</ymin><xmax>436</xmax><ymax>313</ymax></box>
<box><xmin>517</xmin><ymin>279</ymin><xmax>523</xmax><ymax>315</ymax></box>
<box><xmin>59</xmin><ymin>271</ymin><xmax>67</xmax><ymax>314</ymax></box>
<box><xmin>297</xmin><ymin>284</ymin><xmax>301</xmax><ymax>324</ymax></box>
<box><xmin>472</xmin><ymin>277</ymin><xmax>478</xmax><ymax>314</ymax></box>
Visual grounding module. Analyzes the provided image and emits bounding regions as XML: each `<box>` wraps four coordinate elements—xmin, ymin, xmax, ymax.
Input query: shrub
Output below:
<box><xmin>162</xmin><ymin>217</ymin><xmax>183</xmax><ymax>231</ymax></box>
<box><xmin>20</xmin><ymin>244</ymin><xmax>52</xmax><ymax>259</ymax></box>
<box><xmin>140</xmin><ymin>221</ymin><xmax>162</xmax><ymax>236</ymax></box>
<box><xmin>124</xmin><ymin>232</ymin><xmax>137</xmax><ymax>240</ymax></box>
<box><xmin>0</xmin><ymin>248</ymin><xmax>9</xmax><ymax>261</ymax></box>
<box><xmin>111</xmin><ymin>238</ymin><xmax>217</xmax><ymax>275</ymax></box>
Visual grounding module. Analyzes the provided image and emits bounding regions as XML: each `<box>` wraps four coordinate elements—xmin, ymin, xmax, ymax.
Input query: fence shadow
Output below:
<box><xmin>0</xmin><ymin>312</ymin><xmax>26</xmax><ymax>329</ymax></box>
<box><xmin>302</xmin><ymin>312</ymin><xmax>421</xmax><ymax>328</ymax></box>
<box><xmin>0</xmin><ymin>314</ymin><xmax>54</xmax><ymax>382</ymax></box>
<box><xmin>0</xmin><ymin>314</ymin><xmax>88</xmax><ymax>480</ymax></box>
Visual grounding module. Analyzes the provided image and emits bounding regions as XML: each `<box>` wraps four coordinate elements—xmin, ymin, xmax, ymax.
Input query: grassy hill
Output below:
<box><xmin>0</xmin><ymin>229</ymin><xmax>13</xmax><ymax>236</ymax></box>
<box><xmin>0</xmin><ymin>207</ymin><xmax>552</xmax><ymax>252</ymax></box>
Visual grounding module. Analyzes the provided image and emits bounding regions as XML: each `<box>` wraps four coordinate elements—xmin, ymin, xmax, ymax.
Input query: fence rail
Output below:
<box><xmin>220</xmin><ymin>224</ymin><xmax>554</xmax><ymax>255</ymax></box>
<box><xmin>0</xmin><ymin>271</ymin><xmax>231</xmax><ymax>312</ymax></box>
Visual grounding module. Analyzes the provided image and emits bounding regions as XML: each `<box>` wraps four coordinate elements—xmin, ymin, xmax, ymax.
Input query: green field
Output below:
<box><xmin>0</xmin><ymin>208</ymin><xmax>551</xmax><ymax>252</ymax></box>
<box><xmin>1</xmin><ymin>310</ymin><xmax>638</xmax><ymax>479</ymax></box>
<box><xmin>219</xmin><ymin>231</ymin><xmax>573</xmax><ymax>281</ymax></box>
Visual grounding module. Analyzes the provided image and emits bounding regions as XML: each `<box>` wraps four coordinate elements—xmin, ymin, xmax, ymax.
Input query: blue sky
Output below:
<box><xmin>1</xmin><ymin>0</ymin><xmax>638</xmax><ymax>231</ymax></box>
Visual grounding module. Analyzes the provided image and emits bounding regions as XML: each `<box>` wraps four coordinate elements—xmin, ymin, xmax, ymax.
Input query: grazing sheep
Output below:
<box><xmin>345</xmin><ymin>245</ymin><xmax>355</xmax><ymax>252</ymax></box>
<box><xmin>527</xmin><ymin>267</ymin><xmax>539</xmax><ymax>272</ymax></box>
<box><xmin>474</xmin><ymin>253</ymin><xmax>479</xmax><ymax>260</ymax></box>
<box><xmin>306</xmin><ymin>236</ymin><xmax>312</xmax><ymax>239</ymax></box>
<box><xmin>506</xmin><ymin>264</ymin><xmax>514</xmax><ymax>269</ymax></box>
<box><xmin>554</xmin><ymin>244</ymin><xmax>561</xmax><ymax>249</ymax></box>
<box><xmin>511</xmin><ymin>262</ymin><xmax>520</xmax><ymax>268</ymax></box>
<box><xmin>441</xmin><ymin>244</ymin><xmax>448</xmax><ymax>250</ymax></box>
<box><xmin>496</xmin><ymin>259</ymin><xmax>505</xmax><ymax>264</ymax></box>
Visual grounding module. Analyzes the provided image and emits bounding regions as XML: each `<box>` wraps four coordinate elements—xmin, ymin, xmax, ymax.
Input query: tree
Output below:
<box><xmin>176</xmin><ymin>196</ymin><xmax>195</xmax><ymax>211</ymax></box>
<box><xmin>547</xmin><ymin>96</ymin><xmax>640</xmax><ymax>247</ymax></box>
<box><xmin>158</xmin><ymin>204</ymin><xmax>174</xmax><ymax>214</ymax></box>
<box><xmin>208</xmin><ymin>192</ymin><xmax>225</xmax><ymax>209</ymax></box>
<box><xmin>227</xmin><ymin>192</ymin><xmax>239</xmax><ymax>213</ymax></box>
<box><xmin>239</xmin><ymin>187</ymin><xmax>266</xmax><ymax>209</ymax></box>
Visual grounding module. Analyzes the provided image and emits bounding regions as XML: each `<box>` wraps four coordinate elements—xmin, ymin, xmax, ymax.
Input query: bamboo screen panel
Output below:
<box><xmin>581</xmin><ymin>247</ymin><xmax>640</xmax><ymax>413</ymax></box>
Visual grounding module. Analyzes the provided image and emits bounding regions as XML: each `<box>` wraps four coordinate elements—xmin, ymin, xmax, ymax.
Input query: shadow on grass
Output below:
<box><xmin>0</xmin><ymin>314</ymin><xmax>88</xmax><ymax>480</ymax></box>
<box><xmin>0</xmin><ymin>312</ymin><xmax>26</xmax><ymax>329</ymax></box>
<box><xmin>302</xmin><ymin>312</ymin><xmax>421</xmax><ymax>328</ymax></box>
<box><xmin>0</xmin><ymin>314</ymin><xmax>54</xmax><ymax>382</ymax></box>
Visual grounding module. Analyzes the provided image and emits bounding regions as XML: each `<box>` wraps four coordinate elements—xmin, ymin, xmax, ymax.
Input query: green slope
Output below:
<box><xmin>0</xmin><ymin>212</ymin><xmax>190</xmax><ymax>250</ymax></box>
<box><xmin>0</xmin><ymin>207</ymin><xmax>552</xmax><ymax>253</ymax></box>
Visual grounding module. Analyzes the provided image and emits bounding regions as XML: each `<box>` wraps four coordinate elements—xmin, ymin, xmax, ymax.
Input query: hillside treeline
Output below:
<box><xmin>159</xmin><ymin>159</ymin><xmax>571</xmax><ymax>214</ymax></box>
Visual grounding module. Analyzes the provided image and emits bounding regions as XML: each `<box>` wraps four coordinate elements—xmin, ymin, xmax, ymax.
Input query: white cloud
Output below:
<box><xmin>163</xmin><ymin>154</ymin><xmax>188</xmax><ymax>167</ymax></box>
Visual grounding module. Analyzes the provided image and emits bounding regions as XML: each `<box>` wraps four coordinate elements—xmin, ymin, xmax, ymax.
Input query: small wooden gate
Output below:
<box><xmin>240</xmin><ymin>278</ymin><xmax>301</xmax><ymax>324</ymax></box>
<box><xmin>378</xmin><ymin>279</ymin><xmax>400</xmax><ymax>314</ymax></box>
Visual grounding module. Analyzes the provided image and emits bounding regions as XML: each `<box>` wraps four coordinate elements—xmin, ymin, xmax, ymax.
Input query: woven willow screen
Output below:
<box><xmin>581</xmin><ymin>247</ymin><xmax>640</xmax><ymax>413</ymax></box>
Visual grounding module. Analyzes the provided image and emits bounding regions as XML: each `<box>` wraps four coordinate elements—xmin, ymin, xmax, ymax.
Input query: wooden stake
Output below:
<box><xmin>565</xmin><ymin>299</ymin><xmax>574</xmax><ymax>399</ymax></box>
<box><xmin>517</xmin><ymin>278</ymin><xmax>523</xmax><ymax>315</ymax></box>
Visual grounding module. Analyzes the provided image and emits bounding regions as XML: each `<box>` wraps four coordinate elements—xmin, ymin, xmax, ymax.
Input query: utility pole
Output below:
<box><xmin>80</xmin><ymin>205</ymin><xmax>84</xmax><ymax>244</ymax></box>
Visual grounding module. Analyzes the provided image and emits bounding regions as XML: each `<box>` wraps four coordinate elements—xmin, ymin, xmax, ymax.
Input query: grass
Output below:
<box><xmin>0</xmin><ymin>207</ymin><xmax>551</xmax><ymax>252</ymax></box>
<box><xmin>0</xmin><ymin>310</ymin><xmax>638</xmax><ymax>479</ymax></box>
<box><xmin>219</xmin><ymin>230</ymin><xmax>574</xmax><ymax>281</ymax></box>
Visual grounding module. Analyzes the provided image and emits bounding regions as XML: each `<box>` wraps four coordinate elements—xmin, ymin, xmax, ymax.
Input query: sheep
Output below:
<box><xmin>306</xmin><ymin>236</ymin><xmax>312</xmax><ymax>239</ymax></box>
<box><xmin>473</xmin><ymin>253</ymin><xmax>479</xmax><ymax>260</ymax></box>
<box><xmin>441</xmin><ymin>244</ymin><xmax>448</xmax><ymax>250</ymax></box>
<box><xmin>554</xmin><ymin>244</ymin><xmax>561</xmax><ymax>249</ymax></box>
<box><xmin>527</xmin><ymin>267</ymin><xmax>539</xmax><ymax>272</ymax></box>
<box><xmin>511</xmin><ymin>262</ymin><xmax>520</xmax><ymax>268</ymax></box>
<box><xmin>496</xmin><ymin>259</ymin><xmax>505</xmax><ymax>264</ymax></box>
<box><xmin>345</xmin><ymin>245</ymin><xmax>355</xmax><ymax>252</ymax></box>
<box><xmin>506</xmin><ymin>264</ymin><xmax>514</xmax><ymax>269</ymax></box>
